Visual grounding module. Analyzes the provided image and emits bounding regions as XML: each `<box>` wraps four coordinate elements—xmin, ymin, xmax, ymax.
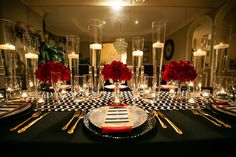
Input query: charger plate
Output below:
<box><xmin>84</xmin><ymin>106</ymin><xmax>156</xmax><ymax>139</ymax></box>
<box><xmin>89</xmin><ymin>106</ymin><xmax>148</xmax><ymax>129</ymax></box>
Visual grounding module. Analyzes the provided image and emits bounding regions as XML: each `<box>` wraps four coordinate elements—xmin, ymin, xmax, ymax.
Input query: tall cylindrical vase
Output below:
<box><xmin>25</xmin><ymin>52</ymin><xmax>38</xmax><ymax>97</ymax></box>
<box><xmin>113</xmin><ymin>81</ymin><xmax>121</xmax><ymax>104</ymax></box>
<box><xmin>0</xmin><ymin>19</ymin><xmax>16</xmax><ymax>78</ymax></box>
<box><xmin>132</xmin><ymin>37</ymin><xmax>144</xmax><ymax>90</ymax></box>
<box><xmin>152</xmin><ymin>21</ymin><xmax>166</xmax><ymax>99</ymax></box>
<box><xmin>67</xmin><ymin>35</ymin><xmax>80</xmax><ymax>95</ymax></box>
<box><xmin>88</xmin><ymin>19</ymin><xmax>103</xmax><ymax>95</ymax></box>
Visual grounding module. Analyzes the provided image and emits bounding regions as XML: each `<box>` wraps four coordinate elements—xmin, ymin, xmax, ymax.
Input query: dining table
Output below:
<box><xmin>0</xmin><ymin>90</ymin><xmax>236</xmax><ymax>155</ymax></box>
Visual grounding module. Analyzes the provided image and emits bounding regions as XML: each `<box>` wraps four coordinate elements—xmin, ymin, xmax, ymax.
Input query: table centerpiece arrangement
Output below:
<box><xmin>101</xmin><ymin>60</ymin><xmax>132</xmax><ymax>104</ymax></box>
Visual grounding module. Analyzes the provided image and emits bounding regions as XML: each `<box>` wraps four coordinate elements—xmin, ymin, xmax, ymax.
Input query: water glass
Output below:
<box><xmin>5</xmin><ymin>76</ymin><xmax>22</xmax><ymax>100</ymax></box>
<box><xmin>73</xmin><ymin>75</ymin><xmax>86</xmax><ymax>102</ymax></box>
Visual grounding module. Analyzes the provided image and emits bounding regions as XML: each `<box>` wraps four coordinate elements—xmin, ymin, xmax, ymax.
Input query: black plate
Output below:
<box><xmin>83</xmin><ymin>111</ymin><xmax>156</xmax><ymax>139</ymax></box>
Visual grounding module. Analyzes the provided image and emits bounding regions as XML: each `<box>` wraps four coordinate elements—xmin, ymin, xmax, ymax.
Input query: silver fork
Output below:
<box><xmin>197</xmin><ymin>109</ymin><xmax>231</xmax><ymax>128</ymax></box>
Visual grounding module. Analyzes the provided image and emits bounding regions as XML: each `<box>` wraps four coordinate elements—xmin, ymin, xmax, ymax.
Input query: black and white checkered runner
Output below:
<box><xmin>34</xmin><ymin>91</ymin><xmax>212</xmax><ymax>112</ymax></box>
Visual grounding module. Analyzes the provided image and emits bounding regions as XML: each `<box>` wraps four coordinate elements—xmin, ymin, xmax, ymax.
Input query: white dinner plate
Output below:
<box><xmin>88</xmin><ymin>106</ymin><xmax>148</xmax><ymax>129</ymax></box>
<box><xmin>104</xmin><ymin>84</ymin><xmax>128</xmax><ymax>89</ymax></box>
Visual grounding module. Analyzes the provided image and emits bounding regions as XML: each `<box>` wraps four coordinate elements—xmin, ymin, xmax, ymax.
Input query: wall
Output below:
<box><xmin>0</xmin><ymin>0</ymin><xmax>43</xmax><ymax>31</ymax></box>
<box><xmin>0</xmin><ymin>0</ymin><xmax>43</xmax><ymax>89</ymax></box>
<box><xmin>166</xmin><ymin>24</ymin><xmax>190</xmax><ymax>63</ymax></box>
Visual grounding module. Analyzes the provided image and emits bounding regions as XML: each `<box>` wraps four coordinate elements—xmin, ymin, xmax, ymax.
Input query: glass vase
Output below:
<box><xmin>113</xmin><ymin>81</ymin><xmax>121</xmax><ymax>104</ymax></box>
<box><xmin>88</xmin><ymin>19</ymin><xmax>103</xmax><ymax>96</ymax></box>
<box><xmin>51</xmin><ymin>71</ymin><xmax>61</xmax><ymax>100</ymax></box>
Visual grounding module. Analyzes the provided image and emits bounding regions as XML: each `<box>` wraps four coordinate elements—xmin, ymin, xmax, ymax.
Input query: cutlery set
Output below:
<box><xmin>10</xmin><ymin>111</ymin><xmax>49</xmax><ymax>133</ymax></box>
<box><xmin>152</xmin><ymin>110</ymin><xmax>183</xmax><ymax>135</ymax></box>
<box><xmin>62</xmin><ymin>110</ymin><xmax>86</xmax><ymax>134</ymax></box>
<box><xmin>191</xmin><ymin>109</ymin><xmax>231</xmax><ymax>128</ymax></box>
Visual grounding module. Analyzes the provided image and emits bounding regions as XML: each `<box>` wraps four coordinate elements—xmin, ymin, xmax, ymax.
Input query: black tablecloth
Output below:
<box><xmin>0</xmin><ymin>106</ymin><xmax>236</xmax><ymax>155</ymax></box>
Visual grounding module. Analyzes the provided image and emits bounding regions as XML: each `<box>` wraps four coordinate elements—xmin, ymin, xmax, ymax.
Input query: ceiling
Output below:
<box><xmin>20</xmin><ymin>0</ymin><xmax>226</xmax><ymax>42</ymax></box>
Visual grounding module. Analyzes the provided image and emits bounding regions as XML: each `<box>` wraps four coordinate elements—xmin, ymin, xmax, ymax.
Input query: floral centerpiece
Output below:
<box><xmin>162</xmin><ymin>60</ymin><xmax>197</xmax><ymax>83</ymax></box>
<box><xmin>35</xmin><ymin>61</ymin><xmax>70</xmax><ymax>92</ymax></box>
<box><xmin>162</xmin><ymin>60</ymin><xmax>197</xmax><ymax>99</ymax></box>
<box><xmin>36</xmin><ymin>61</ymin><xmax>70</xmax><ymax>83</ymax></box>
<box><xmin>101</xmin><ymin>61</ymin><xmax>132</xmax><ymax>103</ymax></box>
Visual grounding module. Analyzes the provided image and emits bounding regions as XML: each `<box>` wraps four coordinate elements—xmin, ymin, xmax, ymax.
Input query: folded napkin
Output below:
<box><xmin>101</xmin><ymin>105</ymin><xmax>132</xmax><ymax>134</ymax></box>
<box><xmin>212</xmin><ymin>101</ymin><xmax>230</xmax><ymax>106</ymax></box>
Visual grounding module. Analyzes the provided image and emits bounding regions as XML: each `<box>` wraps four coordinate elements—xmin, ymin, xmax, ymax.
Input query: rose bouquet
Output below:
<box><xmin>101</xmin><ymin>61</ymin><xmax>132</xmax><ymax>104</ymax></box>
<box><xmin>162</xmin><ymin>60</ymin><xmax>197</xmax><ymax>83</ymax></box>
<box><xmin>35</xmin><ymin>61</ymin><xmax>70</xmax><ymax>84</ymax></box>
<box><xmin>101</xmin><ymin>61</ymin><xmax>132</xmax><ymax>82</ymax></box>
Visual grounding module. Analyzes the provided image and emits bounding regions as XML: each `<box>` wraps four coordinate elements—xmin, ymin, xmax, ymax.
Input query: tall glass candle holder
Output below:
<box><xmin>88</xmin><ymin>19</ymin><xmax>103</xmax><ymax>94</ymax></box>
<box><xmin>0</xmin><ymin>19</ymin><xmax>16</xmax><ymax>80</ymax></box>
<box><xmin>25</xmin><ymin>52</ymin><xmax>38</xmax><ymax>97</ymax></box>
<box><xmin>152</xmin><ymin>21</ymin><xmax>166</xmax><ymax>95</ymax></box>
<box><xmin>113</xmin><ymin>38</ymin><xmax>128</xmax><ymax>64</ymax></box>
<box><xmin>67</xmin><ymin>35</ymin><xmax>80</xmax><ymax>93</ymax></box>
<box><xmin>132</xmin><ymin>37</ymin><xmax>144</xmax><ymax>89</ymax></box>
<box><xmin>210</xmin><ymin>24</ymin><xmax>231</xmax><ymax>86</ymax></box>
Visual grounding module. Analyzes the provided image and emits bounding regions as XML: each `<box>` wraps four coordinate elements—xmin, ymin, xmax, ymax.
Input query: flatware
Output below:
<box><xmin>17</xmin><ymin>112</ymin><xmax>49</xmax><ymax>133</ymax></box>
<box><xmin>67</xmin><ymin>110</ymin><xmax>86</xmax><ymax>134</ymax></box>
<box><xmin>191</xmin><ymin>109</ymin><xmax>221</xmax><ymax>127</ymax></box>
<box><xmin>197</xmin><ymin>109</ymin><xmax>231</xmax><ymax>128</ymax></box>
<box><xmin>10</xmin><ymin>111</ymin><xmax>41</xmax><ymax>131</ymax></box>
<box><xmin>151</xmin><ymin>110</ymin><xmax>167</xmax><ymax>128</ymax></box>
<box><xmin>157</xmin><ymin>111</ymin><xmax>183</xmax><ymax>135</ymax></box>
<box><xmin>62</xmin><ymin>110</ymin><xmax>81</xmax><ymax>131</ymax></box>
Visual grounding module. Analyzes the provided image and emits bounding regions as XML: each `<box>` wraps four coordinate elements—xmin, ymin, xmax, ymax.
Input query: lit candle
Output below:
<box><xmin>152</xmin><ymin>41</ymin><xmax>164</xmax><ymax>48</ymax></box>
<box><xmin>198</xmin><ymin>83</ymin><xmax>202</xmax><ymax>91</ymax></box>
<box><xmin>37</xmin><ymin>97</ymin><xmax>45</xmax><ymax>103</ymax></box>
<box><xmin>132</xmin><ymin>50</ymin><xmax>143</xmax><ymax>68</ymax></box>
<box><xmin>0</xmin><ymin>43</ymin><xmax>15</xmax><ymax>50</ymax></box>
<box><xmin>68</xmin><ymin>52</ymin><xmax>79</xmax><ymax>60</ymax></box>
<box><xmin>169</xmin><ymin>88</ymin><xmax>175</xmax><ymax>94</ymax></box>
<box><xmin>202</xmin><ymin>92</ymin><xmax>210</xmax><ymax>98</ymax></box>
<box><xmin>213</xmin><ymin>43</ymin><xmax>229</xmax><ymax>49</ymax></box>
<box><xmin>21</xmin><ymin>92</ymin><xmax>28</xmax><ymax>98</ymax></box>
<box><xmin>188</xmin><ymin>98</ymin><xmax>195</xmax><ymax>104</ymax></box>
<box><xmin>188</xmin><ymin>81</ymin><xmax>194</xmax><ymax>87</ymax></box>
<box><xmin>25</xmin><ymin>53</ymin><xmax>38</xmax><ymax>59</ymax></box>
<box><xmin>29</xmin><ymin>81</ymin><xmax>34</xmax><ymax>87</ymax></box>
<box><xmin>132</xmin><ymin>50</ymin><xmax>143</xmax><ymax>56</ymax></box>
<box><xmin>61</xmin><ymin>89</ymin><xmax>67</xmax><ymax>94</ymax></box>
<box><xmin>90</xmin><ymin>43</ymin><xmax>102</xmax><ymax>50</ymax></box>
<box><xmin>193</xmin><ymin>49</ymin><xmax>206</xmax><ymax>56</ymax></box>
<box><xmin>218</xmin><ymin>88</ymin><xmax>227</xmax><ymax>96</ymax></box>
<box><xmin>6</xmin><ymin>87</ymin><xmax>13</xmax><ymax>92</ymax></box>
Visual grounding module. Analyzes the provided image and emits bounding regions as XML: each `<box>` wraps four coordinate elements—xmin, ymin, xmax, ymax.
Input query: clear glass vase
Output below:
<box><xmin>113</xmin><ymin>81</ymin><xmax>121</xmax><ymax>104</ymax></box>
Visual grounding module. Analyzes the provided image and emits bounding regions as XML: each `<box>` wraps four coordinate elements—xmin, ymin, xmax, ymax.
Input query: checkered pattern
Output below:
<box><xmin>34</xmin><ymin>91</ymin><xmax>212</xmax><ymax>112</ymax></box>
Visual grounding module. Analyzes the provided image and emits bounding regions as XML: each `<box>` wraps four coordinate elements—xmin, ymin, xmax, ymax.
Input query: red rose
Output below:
<box><xmin>162</xmin><ymin>60</ymin><xmax>197</xmax><ymax>83</ymax></box>
<box><xmin>101</xmin><ymin>61</ymin><xmax>132</xmax><ymax>82</ymax></box>
<box><xmin>35</xmin><ymin>61</ymin><xmax>70</xmax><ymax>83</ymax></box>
